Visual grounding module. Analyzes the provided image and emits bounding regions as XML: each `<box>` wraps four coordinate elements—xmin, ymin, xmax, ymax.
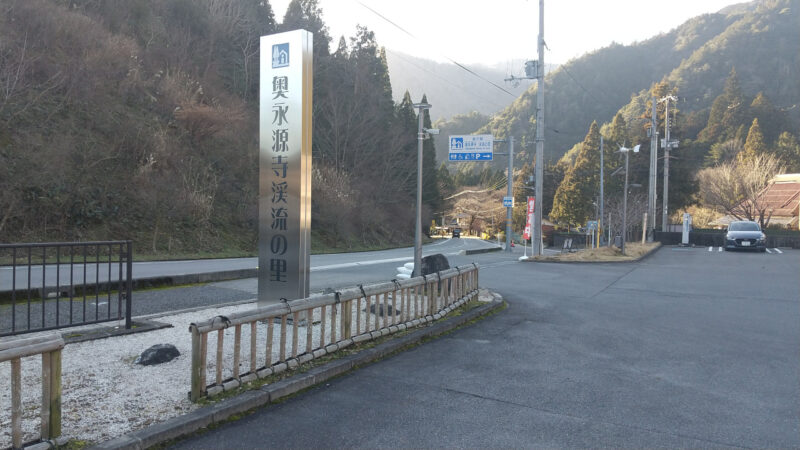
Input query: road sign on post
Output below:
<box><xmin>502</xmin><ymin>196</ymin><xmax>514</xmax><ymax>207</ymax></box>
<box><xmin>448</xmin><ymin>135</ymin><xmax>493</xmax><ymax>161</ymax></box>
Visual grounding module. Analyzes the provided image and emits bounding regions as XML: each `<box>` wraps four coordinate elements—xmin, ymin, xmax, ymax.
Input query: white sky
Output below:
<box><xmin>270</xmin><ymin>0</ymin><xmax>745</xmax><ymax>66</ymax></box>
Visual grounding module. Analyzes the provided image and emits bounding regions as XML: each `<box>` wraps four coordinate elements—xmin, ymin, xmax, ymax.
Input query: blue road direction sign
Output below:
<box><xmin>448</xmin><ymin>134</ymin><xmax>493</xmax><ymax>161</ymax></box>
<box><xmin>503</xmin><ymin>196</ymin><xmax>513</xmax><ymax>207</ymax></box>
<box><xmin>587</xmin><ymin>220</ymin><xmax>598</xmax><ymax>231</ymax></box>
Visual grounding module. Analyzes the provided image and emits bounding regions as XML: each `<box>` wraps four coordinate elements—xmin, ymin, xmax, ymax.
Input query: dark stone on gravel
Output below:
<box><xmin>421</xmin><ymin>254</ymin><xmax>450</xmax><ymax>275</ymax></box>
<box><xmin>367</xmin><ymin>304</ymin><xmax>400</xmax><ymax>317</ymax></box>
<box><xmin>135</xmin><ymin>344</ymin><xmax>181</xmax><ymax>365</ymax></box>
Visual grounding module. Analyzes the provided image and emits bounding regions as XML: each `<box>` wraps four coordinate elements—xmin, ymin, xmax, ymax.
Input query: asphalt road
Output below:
<box><xmin>171</xmin><ymin>246</ymin><xmax>800</xmax><ymax>448</ymax></box>
<box><xmin>0</xmin><ymin>237</ymin><xmax>499</xmax><ymax>291</ymax></box>
<box><xmin>0</xmin><ymin>238</ymin><xmax>509</xmax><ymax>331</ymax></box>
<box><xmin>128</xmin><ymin>238</ymin><xmax>523</xmax><ymax>317</ymax></box>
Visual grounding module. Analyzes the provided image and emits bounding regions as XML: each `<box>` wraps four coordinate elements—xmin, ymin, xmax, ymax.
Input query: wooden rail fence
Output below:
<box><xmin>0</xmin><ymin>333</ymin><xmax>64</xmax><ymax>449</ymax></box>
<box><xmin>189</xmin><ymin>264</ymin><xmax>479</xmax><ymax>401</ymax></box>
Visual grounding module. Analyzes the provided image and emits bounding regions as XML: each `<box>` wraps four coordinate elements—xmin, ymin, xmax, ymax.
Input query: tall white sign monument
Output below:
<box><xmin>259</xmin><ymin>30</ymin><xmax>313</xmax><ymax>305</ymax></box>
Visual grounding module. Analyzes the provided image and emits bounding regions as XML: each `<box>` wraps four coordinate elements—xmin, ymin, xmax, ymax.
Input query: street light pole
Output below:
<box><xmin>412</xmin><ymin>102</ymin><xmax>431</xmax><ymax>277</ymax></box>
<box><xmin>618</xmin><ymin>145</ymin><xmax>639</xmax><ymax>256</ymax></box>
<box><xmin>622</xmin><ymin>148</ymin><xmax>629</xmax><ymax>256</ymax></box>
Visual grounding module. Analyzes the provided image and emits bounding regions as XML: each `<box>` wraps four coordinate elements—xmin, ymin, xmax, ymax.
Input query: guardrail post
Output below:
<box><xmin>125</xmin><ymin>241</ymin><xmax>133</xmax><ymax>330</ymax></box>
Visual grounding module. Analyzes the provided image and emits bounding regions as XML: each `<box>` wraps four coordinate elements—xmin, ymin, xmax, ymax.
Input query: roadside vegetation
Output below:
<box><xmin>532</xmin><ymin>242</ymin><xmax>660</xmax><ymax>262</ymax></box>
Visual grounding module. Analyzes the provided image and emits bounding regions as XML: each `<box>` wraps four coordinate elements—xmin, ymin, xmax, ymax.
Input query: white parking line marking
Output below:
<box><xmin>708</xmin><ymin>246</ymin><xmax>712</xmax><ymax>252</ymax></box>
<box><xmin>718</xmin><ymin>247</ymin><xmax>723</xmax><ymax>252</ymax></box>
<box><xmin>774</xmin><ymin>248</ymin><xmax>783</xmax><ymax>254</ymax></box>
<box><xmin>766</xmin><ymin>248</ymin><xmax>772</xmax><ymax>254</ymax></box>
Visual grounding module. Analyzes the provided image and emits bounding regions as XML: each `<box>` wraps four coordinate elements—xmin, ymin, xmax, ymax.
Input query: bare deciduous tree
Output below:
<box><xmin>604</xmin><ymin>191</ymin><xmax>648</xmax><ymax>243</ymax></box>
<box><xmin>696</xmin><ymin>153</ymin><xmax>785</xmax><ymax>228</ymax></box>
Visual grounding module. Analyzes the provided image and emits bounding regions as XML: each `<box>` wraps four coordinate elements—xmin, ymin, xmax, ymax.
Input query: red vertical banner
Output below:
<box><xmin>523</xmin><ymin>197</ymin><xmax>535</xmax><ymax>240</ymax></box>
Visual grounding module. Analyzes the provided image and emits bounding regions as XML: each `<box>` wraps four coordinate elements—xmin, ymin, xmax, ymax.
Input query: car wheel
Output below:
<box><xmin>760</xmin><ymin>248</ymin><xmax>766</xmax><ymax>253</ymax></box>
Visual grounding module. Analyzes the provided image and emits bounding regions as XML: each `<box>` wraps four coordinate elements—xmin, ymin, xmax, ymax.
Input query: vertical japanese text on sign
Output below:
<box><xmin>259</xmin><ymin>30</ymin><xmax>313</xmax><ymax>305</ymax></box>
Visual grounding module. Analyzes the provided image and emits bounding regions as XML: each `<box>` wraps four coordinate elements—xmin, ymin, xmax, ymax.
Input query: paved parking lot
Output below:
<box><xmin>703</xmin><ymin>245</ymin><xmax>786</xmax><ymax>253</ymax></box>
<box><xmin>173</xmin><ymin>247</ymin><xmax>799</xmax><ymax>448</ymax></box>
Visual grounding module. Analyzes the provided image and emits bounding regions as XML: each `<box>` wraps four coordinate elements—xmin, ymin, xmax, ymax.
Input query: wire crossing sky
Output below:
<box><xmin>271</xmin><ymin>0</ymin><xmax>746</xmax><ymax>66</ymax></box>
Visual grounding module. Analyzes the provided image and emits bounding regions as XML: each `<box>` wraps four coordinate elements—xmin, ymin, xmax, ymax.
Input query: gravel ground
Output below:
<box><xmin>0</xmin><ymin>290</ymin><xmax>449</xmax><ymax>447</ymax></box>
<box><xmin>0</xmin><ymin>303</ymin><xmax>254</xmax><ymax>447</ymax></box>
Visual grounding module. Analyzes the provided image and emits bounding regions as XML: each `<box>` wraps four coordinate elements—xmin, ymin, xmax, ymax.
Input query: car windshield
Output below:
<box><xmin>729</xmin><ymin>222</ymin><xmax>760</xmax><ymax>231</ymax></box>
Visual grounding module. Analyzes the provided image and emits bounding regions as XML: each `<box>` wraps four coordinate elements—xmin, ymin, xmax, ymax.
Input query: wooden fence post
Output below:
<box><xmin>344</xmin><ymin>301</ymin><xmax>352</xmax><ymax>339</ymax></box>
<box><xmin>190</xmin><ymin>327</ymin><xmax>203</xmax><ymax>402</ymax></box>
<box><xmin>11</xmin><ymin>358</ymin><xmax>22</xmax><ymax>449</ymax></box>
<box><xmin>48</xmin><ymin>349</ymin><xmax>62</xmax><ymax>439</ymax></box>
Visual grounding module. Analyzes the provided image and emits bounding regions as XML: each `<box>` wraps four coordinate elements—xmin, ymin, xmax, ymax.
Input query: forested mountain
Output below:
<box><xmin>473</xmin><ymin>0</ymin><xmax>799</xmax><ymax>227</ymax></box>
<box><xmin>0</xmin><ymin>0</ymin><xmax>439</xmax><ymax>252</ymax></box>
<box><xmin>384</xmin><ymin>51</ymin><xmax>539</xmax><ymax>120</ymax></box>
<box><xmin>479</xmin><ymin>0</ymin><xmax>799</xmax><ymax>166</ymax></box>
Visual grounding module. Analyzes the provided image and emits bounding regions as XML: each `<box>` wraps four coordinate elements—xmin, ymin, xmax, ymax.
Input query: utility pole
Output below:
<box><xmin>660</xmin><ymin>95</ymin><xmax>677</xmax><ymax>232</ymax></box>
<box><xmin>533</xmin><ymin>0</ymin><xmax>545</xmax><ymax>256</ymax></box>
<box><xmin>503</xmin><ymin>1</ymin><xmax>545</xmax><ymax>253</ymax></box>
<box><xmin>599</xmin><ymin>136</ymin><xmax>604</xmax><ymax>244</ymax></box>
<box><xmin>648</xmin><ymin>96</ymin><xmax>658</xmax><ymax>240</ymax></box>
<box><xmin>506</xmin><ymin>136</ymin><xmax>514</xmax><ymax>252</ymax></box>
<box><xmin>504</xmin><ymin>0</ymin><xmax>543</xmax><ymax>254</ymax></box>
<box><xmin>412</xmin><ymin>102</ymin><xmax>432</xmax><ymax>276</ymax></box>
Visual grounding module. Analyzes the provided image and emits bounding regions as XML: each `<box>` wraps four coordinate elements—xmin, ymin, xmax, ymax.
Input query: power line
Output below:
<box><xmin>355</xmin><ymin>1</ymin><xmax>517</xmax><ymax>98</ymax></box>
<box><xmin>385</xmin><ymin>49</ymin><xmax>510</xmax><ymax>112</ymax></box>
<box><xmin>559</xmin><ymin>64</ymin><xmax>607</xmax><ymax>105</ymax></box>
<box><xmin>444</xmin><ymin>188</ymin><xmax>497</xmax><ymax>200</ymax></box>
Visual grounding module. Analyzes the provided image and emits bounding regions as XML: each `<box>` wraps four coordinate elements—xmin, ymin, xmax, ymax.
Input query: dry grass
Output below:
<box><xmin>530</xmin><ymin>242</ymin><xmax>661</xmax><ymax>262</ymax></box>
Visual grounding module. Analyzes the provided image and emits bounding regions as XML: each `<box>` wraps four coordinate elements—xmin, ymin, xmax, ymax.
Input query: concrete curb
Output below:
<box><xmin>130</xmin><ymin>269</ymin><xmax>258</xmax><ymax>290</ymax></box>
<box><xmin>523</xmin><ymin>243</ymin><xmax>663</xmax><ymax>264</ymax></box>
<box><xmin>463</xmin><ymin>246</ymin><xmax>502</xmax><ymax>255</ymax></box>
<box><xmin>91</xmin><ymin>295</ymin><xmax>505</xmax><ymax>450</ymax></box>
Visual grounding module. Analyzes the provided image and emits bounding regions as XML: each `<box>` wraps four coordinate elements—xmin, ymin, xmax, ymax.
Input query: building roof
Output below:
<box><xmin>758</xmin><ymin>179</ymin><xmax>800</xmax><ymax>219</ymax></box>
<box><xmin>711</xmin><ymin>173</ymin><xmax>800</xmax><ymax>228</ymax></box>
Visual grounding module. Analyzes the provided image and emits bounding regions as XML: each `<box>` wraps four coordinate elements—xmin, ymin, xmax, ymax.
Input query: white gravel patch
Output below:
<box><xmin>0</xmin><ymin>303</ymin><xmax>255</xmax><ymax>447</ymax></box>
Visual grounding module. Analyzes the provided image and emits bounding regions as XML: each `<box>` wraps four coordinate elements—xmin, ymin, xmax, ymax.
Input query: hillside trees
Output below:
<box><xmin>739</xmin><ymin>118</ymin><xmax>767</xmax><ymax>164</ymax></box>
<box><xmin>0</xmin><ymin>0</ymin><xmax>445</xmax><ymax>252</ymax></box>
<box><xmin>600</xmin><ymin>112</ymin><xmax>632</xmax><ymax>198</ymax></box>
<box><xmin>420</xmin><ymin>94</ymin><xmax>441</xmax><ymax>213</ymax></box>
<box><xmin>550</xmin><ymin>122</ymin><xmax>601</xmax><ymax>227</ymax></box>
<box><xmin>696</xmin><ymin>153</ymin><xmax>785</xmax><ymax>228</ymax></box>
<box><xmin>775</xmin><ymin>132</ymin><xmax>800</xmax><ymax>172</ymax></box>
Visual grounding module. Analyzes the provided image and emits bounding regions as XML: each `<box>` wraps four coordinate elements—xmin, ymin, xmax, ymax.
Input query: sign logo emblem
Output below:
<box><xmin>450</xmin><ymin>137</ymin><xmax>464</xmax><ymax>149</ymax></box>
<box><xmin>272</xmin><ymin>43</ymin><xmax>289</xmax><ymax>68</ymax></box>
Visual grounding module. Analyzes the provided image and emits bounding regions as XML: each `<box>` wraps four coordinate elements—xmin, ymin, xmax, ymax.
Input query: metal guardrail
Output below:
<box><xmin>0</xmin><ymin>332</ymin><xmax>65</xmax><ymax>449</ymax></box>
<box><xmin>0</xmin><ymin>241</ymin><xmax>133</xmax><ymax>336</ymax></box>
<box><xmin>188</xmin><ymin>264</ymin><xmax>480</xmax><ymax>401</ymax></box>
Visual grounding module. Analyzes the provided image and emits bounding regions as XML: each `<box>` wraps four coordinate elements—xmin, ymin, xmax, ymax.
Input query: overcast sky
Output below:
<box><xmin>269</xmin><ymin>0</ymin><xmax>746</xmax><ymax>66</ymax></box>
